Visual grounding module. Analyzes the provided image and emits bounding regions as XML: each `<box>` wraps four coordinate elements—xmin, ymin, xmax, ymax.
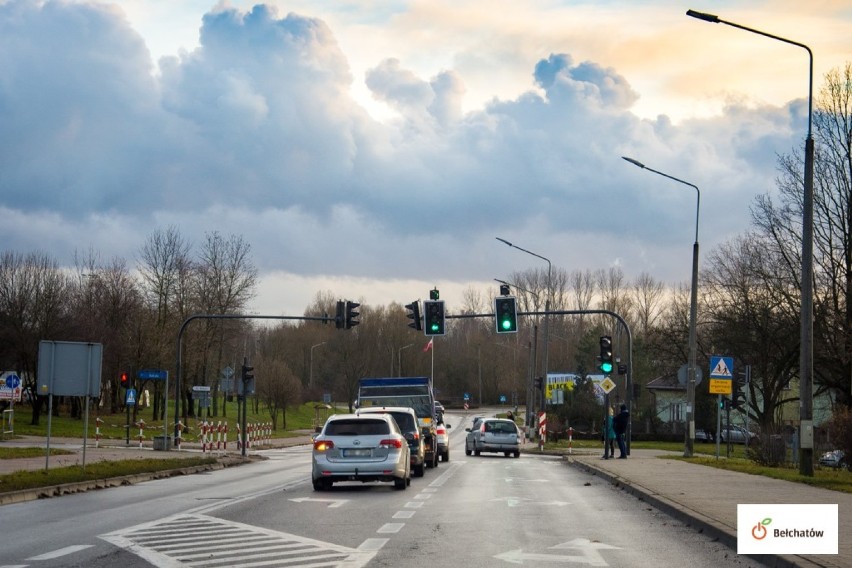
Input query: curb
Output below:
<box><xmin>566</xmin><ymin>456</ymin><xmax>827</xmax><ymax>568</ymax></box>
<box><xmin>0</xmin><ymin>455</ymin><xmax>255</xmax><ymax>507</ymax></box>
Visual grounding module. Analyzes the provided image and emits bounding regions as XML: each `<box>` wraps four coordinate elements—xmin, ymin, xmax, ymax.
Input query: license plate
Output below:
<box><xmin>343</xmin><ymin>448</ymin><xmax>371</xmax><ymax>457</ymax></box>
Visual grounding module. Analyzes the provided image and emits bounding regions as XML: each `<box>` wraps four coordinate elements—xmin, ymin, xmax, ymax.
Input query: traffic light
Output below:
<box><xmin>494</xmin><ymin>296</ymin><xmax>518</xmax><ymax>333</ymax></box>
<box><xmin>345</xmin><ymin>301</ymin><xmax>360</xmax><ymax>329</ymax></box>
<box><xmin>430</xmin><ymin>288</ymin><xmax>440</xmax><ymax>300</ymax></box>
<box><xmin>120</xmin><ymin>372</ymin><xmax>129</xmax><ymax>388</ymax></box>
<box><xmin>335</xmin><ymin>300</ymin><xmax>345</xmax><ymax>329</ymax></box>
<box><xmin>599</xmin><ymin>336</ymin><xmax>613</xmax><ymax>374</ymax></box>
<box><xmin>719</xmin><ymin>397</ymin><xmax>731</xmax><ymax>410</ymax></box>
<box><xmin>423</xmin><ymin>300</ymin><xmax>446</xmax><ymax>336</ymax></box>
<box><xmin>533</xmin><ymin>376</ymin><xmax>543</xmax><ymax>390</ymax></box>
<box><xmin>405</xmin><ymin>300</ymin><xmax>422</xmax><ymax>331</ymax></box>
<box><xmin>733</xmin><ymin>375</ymin><xmax>746</xmax><ymax>409</ymax></box>
<box><xmin>242</xmin><ymin>364</ymin><xmax>254</xmax><ymax>382</ymax></box>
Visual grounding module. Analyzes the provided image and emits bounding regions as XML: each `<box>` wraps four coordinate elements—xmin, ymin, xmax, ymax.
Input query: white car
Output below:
<box><xmin>312</xmin><ymin>413</ymin><xmax>411</xmax><ymax>491</ymax></box>
<box><xmin>435</xmin><ymin>421</ymin><xmax>451</xmax><ymax>462</ymax></box>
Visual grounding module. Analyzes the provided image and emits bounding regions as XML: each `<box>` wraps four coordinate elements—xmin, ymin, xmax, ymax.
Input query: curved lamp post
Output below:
<box><xmin>686</xmin><ymin>8</ymin><xmax>815</xmax><ymax>475</ymax></box>
<box><xmin>623</xmin><ymin>156</ymin><xmax>700</xmax><ymax>457</ymax></box>
<box><xmin>398</xmin><ymin>343</ymin><xmax>413</xmax><ymax>377</ymax></box>
<box><xmin>310</xmin><ymin>342</ymin><xmax>326</xmax><ymax>387</ymax></box>
<box><xmin>496</xmin><ymin>237</ymin><xmax>552</xmax><ymax>432</ymax></box>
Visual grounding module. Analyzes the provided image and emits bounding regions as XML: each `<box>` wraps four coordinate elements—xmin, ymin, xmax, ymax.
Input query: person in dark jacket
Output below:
<box><xmin>612</xmin><ymin>404</ymin><xmax>629</xmax><ymax>458</ymax></box>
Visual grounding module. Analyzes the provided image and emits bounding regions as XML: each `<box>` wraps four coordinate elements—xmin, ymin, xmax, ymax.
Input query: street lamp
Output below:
<box><xmin>496</xmin><ymin>237</ymin><xmax>552</xmax><ymax>430</ymax></box>
<box><xmin>398</xmin><ymin>343</ymin><xmax>413</xmax><ymax>377</ymax></box>
<box><xmin>686</xmin><ymin>9</ymin><xmax>815</xmax><ymax>475</ymax></box>
<box><xmin>310</xmin><ymin>342</ymin><xmax>326</xmax><ymax>387</ymax></box>
<box><xmin>623</xmin><ymin>156</ymin><xmax>700</xmax><ymax>457</ymax></box>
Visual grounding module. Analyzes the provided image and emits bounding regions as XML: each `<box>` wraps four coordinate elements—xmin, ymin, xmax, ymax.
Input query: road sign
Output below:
<box><xmin>709</xmin><ymin>356</ymin><xmax>734</xmax><ymax>378</ymax></box>
<box><xmin>138</xmin><ymin>369</ymin><xmax>168</xmax><ymax>380</ymax></box>
<box><xmin>125</xmin><ymin>388</ymin><xmax>137</xmax><ymax>406</ymax></box>
<box><xmin>709</xmin><ymin>356</ymin><xmax>734</xmax><ymax>395</ymax></box>
<box><xmin>600</xmin><ymin>377</ymin><xmax>616</xmax><ymax>394</ymax></box>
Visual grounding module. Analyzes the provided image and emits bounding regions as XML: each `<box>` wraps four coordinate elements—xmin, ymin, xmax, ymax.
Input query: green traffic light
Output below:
<box><xmin>501</xmin><ymin>318</ymin><xmax>512</xmax><ymax>330</ymax></box>
<box><xmin>431</xmin><ymin>323</ymin><xmax>440</xmax><ymax>332</ymax></box>
<box><xmin>600</xmin><ymin>362</ymin><xmax>613</xmax><ymax>374</ymax></box>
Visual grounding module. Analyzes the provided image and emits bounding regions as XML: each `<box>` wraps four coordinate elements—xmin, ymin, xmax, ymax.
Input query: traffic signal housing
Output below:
<box><xmin>423</xmin><ymin>300</ymin><xmax>446</xmax><ymax>336</ymax></box>
<box><xmin>120</xmin><ymin>372</ymin><xmax>129</xmax><ymax>388</ymax></box>
<box><xmin>405</xmin><ymin>300</ymin><xmax>422</xmax><ymax>331</ymax></box>
<box><xmin>242</xmin><ymin>364</ymin><xmax>254</xmax><ymax>382</ymax></box>
<box><xmin>494</xmin><ymin>296</ymin><xmax>518</xmax><ymax>333</ymax></box>
<box><xmin>533</xmin><ymin>376</ymin><xmax>543</xmax><ymax>390</ymax></box>
<box><xmin>335</xmin><ymin>300</ymin><xmax>345</xmax><ymax>329</ymax></box>
<box><xmin>345</xmin><ymin>301</ymin><xmax>360</xmax><ymax>329</ymax></box>
<box><xmin>599</xmin><ymin>336</ymin><xmax>613</xmax><ymax>374</ymax></box>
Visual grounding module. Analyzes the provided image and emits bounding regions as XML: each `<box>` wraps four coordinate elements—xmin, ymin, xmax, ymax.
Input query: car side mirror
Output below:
<box><xmin>445</xmin><ymin>424</ymin><xmax>451</xmax><ymax>429</ymax></box>
<box><xmin>464</xmin><ymin>427</ymin><xmax>471</xmax><ymax>432</ymax></box>
<box><xmin>404</xmin><ymin>432</ymin><xmax>416</xmax><ymax>442</ymax></box>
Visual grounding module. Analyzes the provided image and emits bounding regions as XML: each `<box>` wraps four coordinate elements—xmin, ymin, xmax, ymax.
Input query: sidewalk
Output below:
<box><xmin>567</xmin><ymin>447</ymin><xmax>850</xmax><ymax>568</ymax></box>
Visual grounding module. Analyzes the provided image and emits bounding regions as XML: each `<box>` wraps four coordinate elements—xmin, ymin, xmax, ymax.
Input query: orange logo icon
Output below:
<box><xmin>751</xmin><ymin>517</ymin><xmax>772</xmax><ymax>540</ymax></box>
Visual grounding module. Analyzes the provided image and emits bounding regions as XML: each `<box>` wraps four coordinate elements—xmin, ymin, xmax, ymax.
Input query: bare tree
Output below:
<box><xmin>0</xmin><ymin>251</ymin><xmax>72</xmax><ymax>424</ymax></box>
<box><xmin>632</xmin><ymin>272</ymin><xmax>665</xmax><ymax>336</ymax></box>
<box><xmin>752</xmin><ymin>63</ymin><xmax>852</xmax><ymax>407</ymax></box>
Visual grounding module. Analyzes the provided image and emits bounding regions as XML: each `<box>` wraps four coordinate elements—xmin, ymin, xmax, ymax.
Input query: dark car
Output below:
<box><xmin>356</xmin><ymin>407</ymin><xmax>427</xmax><ymax>477</ymax></box>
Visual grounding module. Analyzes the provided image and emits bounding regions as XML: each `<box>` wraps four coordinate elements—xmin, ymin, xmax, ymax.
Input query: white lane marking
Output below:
<box><xmin>427</xmin><ymin>461</ymin><xmax>463</xmax><ymax>487</ymax></box>
<box><xmin>27</xmin><ymin>545</ymin><xmax>93</xmax><ymax>560</ymax></box>
<box><xmin>404</xmin><ymin>501</ymin><xmax>424</xmax><ymax>508</ymax></box>
<box><xmin>414</xmin><ymin>493</ymin><xmax>432</xmax><ymax>500</ymax></box>
<box><xmin>393</xmin><ymin>510</ymin><xmax>416</xmax><ymax>519</ymax></box>
<box><xmin>377</xmin><ymin>523</ymin><xmax>405</xmax><ymax>534</ymax></box>
<box><xmin>289</xmin><ymin>497</ymin><xmax>349</xmax><ymax>508</ymax></box>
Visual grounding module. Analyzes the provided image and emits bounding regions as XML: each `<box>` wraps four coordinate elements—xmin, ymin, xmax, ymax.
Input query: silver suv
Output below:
<box><xmin>312</xmin><ymin>413</ymin><xmax>411</xmax><ymax>491</ymax></box>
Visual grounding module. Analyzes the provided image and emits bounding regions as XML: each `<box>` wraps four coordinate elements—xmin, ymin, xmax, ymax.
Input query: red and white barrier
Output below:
<box><xmin>136</xmin><ymin>419</ymin><xmax>146</xmax><ymax>448</ymax></box>
<box><xmin>175</xmin><ymin>420</ymin><xmax>184</xmax><ymax>450</ymax></box>
<box><xmin>568</xmin><ymin>426</ymin><xmax>574</xmax><ymax>455</ymax></box>
<box><xmin>538</xmin><ymin>412</ymin><xmax>546</xmax><ymax>450</ymax></box>
<box><xmin>95</xmin><ymin>417</ymin><xmax>103</xmax><ymax>448</ymax></box>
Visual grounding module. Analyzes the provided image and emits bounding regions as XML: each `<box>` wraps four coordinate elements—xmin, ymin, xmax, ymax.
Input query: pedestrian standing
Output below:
<box><xmin>602</xmin><ymin>406</ymin><xmax>616</xmax><ymax>459</ymax></box>
<box><xmin>613</xmin><ymin>403</ymin><xmax>630</xmax><ymax>458</ymax></box>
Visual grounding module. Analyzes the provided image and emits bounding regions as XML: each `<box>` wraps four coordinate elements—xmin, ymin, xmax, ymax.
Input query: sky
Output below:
<box><xmin>1</xmin><ymin>0</ymin><xmax>850</xmax><ymax>317</ymax></box>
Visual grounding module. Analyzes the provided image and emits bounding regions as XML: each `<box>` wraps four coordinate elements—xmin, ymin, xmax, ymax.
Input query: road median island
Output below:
<box><xmin>0</xmin><ymin>453</ymin><xmax>256</xmax><ymax>506</ymax></box>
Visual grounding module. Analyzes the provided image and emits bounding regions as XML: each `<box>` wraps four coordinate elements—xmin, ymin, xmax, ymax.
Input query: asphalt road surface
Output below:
<box><xmin>2</xmin><ymin>410</ymin><xmax>761</xmax><ymax>568</ymax></box>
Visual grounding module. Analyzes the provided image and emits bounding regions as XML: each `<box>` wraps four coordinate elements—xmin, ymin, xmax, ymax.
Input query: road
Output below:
<box><xmin>2</xmin><ymin>410</ymin><xmax>761</xmax><ymax>567</ymax></box>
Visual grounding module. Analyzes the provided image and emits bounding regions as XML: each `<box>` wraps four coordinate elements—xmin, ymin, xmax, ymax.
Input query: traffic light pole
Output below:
<box><xmin>174</xmin><ymin>313</ymin><xmax>335</xmax><ymax>448</ymax></box>
<box><xmin>450</xmin><ymin>307</ymin><xmax>633</xmax><ymax>452</ymax></box>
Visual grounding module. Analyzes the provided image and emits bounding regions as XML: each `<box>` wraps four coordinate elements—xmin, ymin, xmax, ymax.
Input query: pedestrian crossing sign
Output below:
<box><xmin>125</xmin><ymin>388</ymin><xmax>137</xmax><ymax>406</ymax></box>
<box><xmin>709</xmin><ymin>356</ymin><xmax>733</xmax><ymax>379</ymax></box>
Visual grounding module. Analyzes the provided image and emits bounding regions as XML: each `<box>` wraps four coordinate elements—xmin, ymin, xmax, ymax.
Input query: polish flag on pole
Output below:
<box><xmin>423</xmin><ymin>338</ymin><xmax>434</xmax><ymax>352</ymax></box>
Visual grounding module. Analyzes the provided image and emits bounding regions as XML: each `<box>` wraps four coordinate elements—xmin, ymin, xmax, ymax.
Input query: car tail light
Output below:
<box><xmin>436</xmin><ymin>426</ymin><xmax>446</xmax><ymax>435</ymax></box>
<box><xmin>313</xmin><ymin>440</ymin><xmax>334</xmax><ymax>452</ymax></box>
<box><xmin>379</xmin><ymin>438</ymin><xmax>403</xmax><ymax>449</ymax></box>
<box><xmin>480</xmin><ymin>423</ymin><xmax>486</xmax><ymax>433</ymax></box>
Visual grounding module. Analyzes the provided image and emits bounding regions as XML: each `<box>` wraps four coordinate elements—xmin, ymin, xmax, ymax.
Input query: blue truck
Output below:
<box><xmin>357</xmin><ymin>376</ymin><xmax>439</xmax><ymax>469</ymax></box>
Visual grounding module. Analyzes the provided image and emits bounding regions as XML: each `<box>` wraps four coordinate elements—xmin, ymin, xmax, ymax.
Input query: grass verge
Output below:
<box><xmin>0</xmin><ymin>456</ymin><xmax>217</xmax><ymax>493</ymax></box>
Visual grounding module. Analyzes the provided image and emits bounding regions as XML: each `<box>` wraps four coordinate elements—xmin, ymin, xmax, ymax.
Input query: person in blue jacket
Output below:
<box><xmin>602</xmin><ymin>406</ymin><xmax>616</xmax><ymax>459</ymax></box>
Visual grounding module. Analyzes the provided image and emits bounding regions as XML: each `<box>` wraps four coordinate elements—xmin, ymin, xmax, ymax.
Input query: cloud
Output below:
<box><xmin>0</xmin><ymin>2</ymin><xmax>806</xmax><ymax>316</ymax></box>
